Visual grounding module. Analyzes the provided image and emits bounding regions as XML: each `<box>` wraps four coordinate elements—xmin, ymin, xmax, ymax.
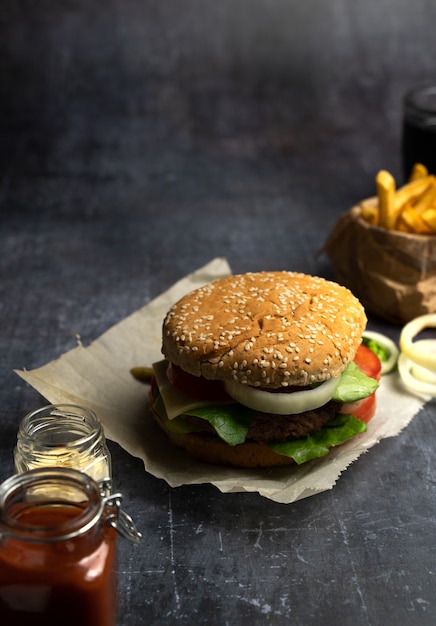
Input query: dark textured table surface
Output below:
<box><xmin>1</xmin><ymin>2</ymin><xmax>436</xmax><ymax>624</ymax></box>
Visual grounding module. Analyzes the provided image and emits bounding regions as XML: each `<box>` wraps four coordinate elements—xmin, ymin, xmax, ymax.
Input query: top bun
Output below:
<box><xmin>162</xmin><ymin>272</ymin><xmax>367</xmax><ymax>388</ymax></box>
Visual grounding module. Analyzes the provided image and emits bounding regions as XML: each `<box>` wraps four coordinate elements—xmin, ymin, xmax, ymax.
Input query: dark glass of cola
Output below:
<box><xmin>402</xmin><ymin>85</ymin><xmax>436</xmax><ymax>181</ymax></box>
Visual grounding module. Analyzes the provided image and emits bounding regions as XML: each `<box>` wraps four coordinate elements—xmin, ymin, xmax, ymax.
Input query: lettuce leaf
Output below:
<box><xmin>153</xmin><ymin>390</ymin><xmax>255</xmax><ymax>444</ymax></box>
<box><xmin>184</xmin><ymin>405</ymin><xmax>255</xmax><ymax>446</ymax></box>
<box><xmin>332</xmin><ymin>362</ymin><xmax>378</xmax><ymax>402</ymax></box>
<box><xmin>268</xmin><ymin>413</ymin><xmax>367</xmax><ymax>465</ymax></box>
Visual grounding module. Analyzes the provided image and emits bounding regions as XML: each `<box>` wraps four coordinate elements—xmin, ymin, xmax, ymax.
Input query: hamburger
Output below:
<box><xmin>150</xmin><ymin>271</ymin><xmax>381</xmax><ymax>468</ymax></box>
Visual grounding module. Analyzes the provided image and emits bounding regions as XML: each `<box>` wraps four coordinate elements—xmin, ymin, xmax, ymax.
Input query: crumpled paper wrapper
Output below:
<box><xmin>323</xmin><ymin>199</ymin><xmax>436</xmax><ymax>324</ymax></box>
<box><xmin>15</xmin><ymin>257</ymin><xmax>427</xmax><ymax>504</ymax></box>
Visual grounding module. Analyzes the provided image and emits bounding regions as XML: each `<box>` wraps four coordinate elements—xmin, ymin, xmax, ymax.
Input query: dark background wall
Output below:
<box><xmin>2</xmin><ymin>0</ymin><xmax>436</xmax><ymax>194</ymax></box>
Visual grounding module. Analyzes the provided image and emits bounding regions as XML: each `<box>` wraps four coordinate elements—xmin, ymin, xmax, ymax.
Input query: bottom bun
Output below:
<box><xmin>152</xmin><ymin>410</ymin><xmax>296</xmax><ymax>468</ymax></box>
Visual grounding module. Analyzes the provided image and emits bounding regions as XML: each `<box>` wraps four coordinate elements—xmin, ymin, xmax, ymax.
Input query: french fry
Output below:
<box><xmin>408</xmin><ymin>162</ymin><xmax>428</xmax><ymax>182</ymax></box>
<box><xmin>411</xmin><ymin>176</ymin><xmax>436</xmax><ymax>214</ymax></box>
<box><xmin>396</xmin><ymin>218</ymin><xmax>412</xmax><ymax>233</ymax></box>
<box><xmin>364</xmin><ymin>164</ymin><xmax>436</xmax><ymax>235</ymax></box>
<box><xmin>376</xmin><ymin>170</ymin><xmax>396</xmax><ymax>229</ymax></box>
<box><xmin>421</xmin><ymin>208</ymin><xmax>436</xmax><ymax>232</ymax></box>
<box><xmin>393</xmin><ymin>175</ymin><xmax>433</xmax><ymax>214</ymax></box>
<box><xmin>396</xmin><ymin>204</ymin><xmax>433</xmax><ymax>234</ymax></box>
<box><xmin>360</xmin><ymin>203</ymin><xmax>379</xmax><ymax>225</ymax></box>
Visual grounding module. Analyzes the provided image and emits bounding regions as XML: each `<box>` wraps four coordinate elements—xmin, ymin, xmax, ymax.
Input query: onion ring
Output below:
<box><xmin>407</xmin><ymin>339</ymin><xmax>436</xmax><ymax>383</ymax></box>
<box><xmin>399</xmin><ymin>314</ymin><xmax>436</xmax><ymax>371</ymax></box>
<box><xmin>398</xmin><ymin>353</ymin><xmax>436</xmax><ymax>397</ymax></box>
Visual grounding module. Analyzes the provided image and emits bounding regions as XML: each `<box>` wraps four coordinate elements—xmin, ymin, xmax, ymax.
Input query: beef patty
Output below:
<box><xmin>184</xmin><ymin>400</ymin><xmax>342</xmax><ymax>443</ymax></box>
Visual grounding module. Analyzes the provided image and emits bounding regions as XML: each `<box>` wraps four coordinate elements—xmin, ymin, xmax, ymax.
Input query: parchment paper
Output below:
<box><xmin>15</xmin><ymin>258</ymin><xmax>427</xmax><ymax>504</ymax></box>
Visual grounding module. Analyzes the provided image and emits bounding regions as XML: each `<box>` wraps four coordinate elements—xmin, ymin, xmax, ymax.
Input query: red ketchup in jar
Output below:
<box><xmin>0</xmin><ymin>468</ymin><xmax>141</xmax><ymax>626</ymax></box>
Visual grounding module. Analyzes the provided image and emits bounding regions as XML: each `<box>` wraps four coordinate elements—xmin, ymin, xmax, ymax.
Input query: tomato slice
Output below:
<box><xmin>339</xmin><ymin>343</ymin><xmax>381</xmax><ymax>423</ymax></box>
<box><xmin>340</xmin><ymin>392</ymin><xmax>376</xmax><ymax>424</ymax></box>
<box><xmin>167</xmin><ymin>363</ymin><xmax>232</xmax><ymax>402</ymax></box>
<box><xmin>353</xmin><ymin>343</ymin><xmax>382</xmax><ymax>381</ymax></box>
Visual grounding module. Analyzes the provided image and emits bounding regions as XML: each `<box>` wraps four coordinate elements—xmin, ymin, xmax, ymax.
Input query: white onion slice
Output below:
<box><xmin>223</xmin><ymin>376</ymin><xmax>339</xmax><ymax>415</ymax></box>
<box><xmin>407</xmin><ymin>339</ymin><xmax>436</xmax><ymax>383</ymax></box>
<box><xmin>411</xmin><ymin>364</ymin><xmax>436</xmax><ymax>384</ymax></box>
<box><xmin>398</xmin><ymin>353</ymin><xmax>436</xmax><ymax>397</ymax></box>
<box><xmin>399</xmin><ymin>314</ymin><xmax>436</xmax><ymax>370</ymax></box>
<box><xmin>362</xmin><ymin>330</ymin><xmax>399</xmax><ymax>374</ymax></box>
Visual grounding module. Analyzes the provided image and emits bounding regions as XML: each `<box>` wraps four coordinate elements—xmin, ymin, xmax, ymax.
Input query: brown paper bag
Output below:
<box><xmin>323</xmin><ymin>200</ymin><xmax>436</xmax><ymax>323</ymax></box>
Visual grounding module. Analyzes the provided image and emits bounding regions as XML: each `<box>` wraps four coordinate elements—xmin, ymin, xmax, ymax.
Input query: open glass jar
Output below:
<box><xmin>14</xmin><ymin>404</ymin><xmax>112</xmax><ymax>484</ymax></box>
<box><xmin>0</xmin><ymin>467</ymin><xmax>141</xmax><ymax>626</ymax></box>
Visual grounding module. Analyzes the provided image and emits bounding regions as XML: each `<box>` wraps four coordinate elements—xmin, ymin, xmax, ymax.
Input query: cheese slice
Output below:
<box><xmin>152</xmin><ymin>360</ymin><xmax>232</xmax><ymax>420</ymax></box>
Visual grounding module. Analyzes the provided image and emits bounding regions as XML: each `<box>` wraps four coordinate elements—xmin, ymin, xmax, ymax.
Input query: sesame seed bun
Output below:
<box><xmin>162</xmin><ymin>271</ymin><xmax>367</xmax><ymax>388</ymax></box>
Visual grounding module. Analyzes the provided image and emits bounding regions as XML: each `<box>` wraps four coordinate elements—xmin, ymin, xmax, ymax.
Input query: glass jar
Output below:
<box><xmin>14</xmin><ymin>404</ymin><xmax>112</xmax><ymax>484</ymax></box>
<box><xmin>0</xmin><ymin>467</ymin><xmax>142</xmax><ymax>626</ymax></box>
